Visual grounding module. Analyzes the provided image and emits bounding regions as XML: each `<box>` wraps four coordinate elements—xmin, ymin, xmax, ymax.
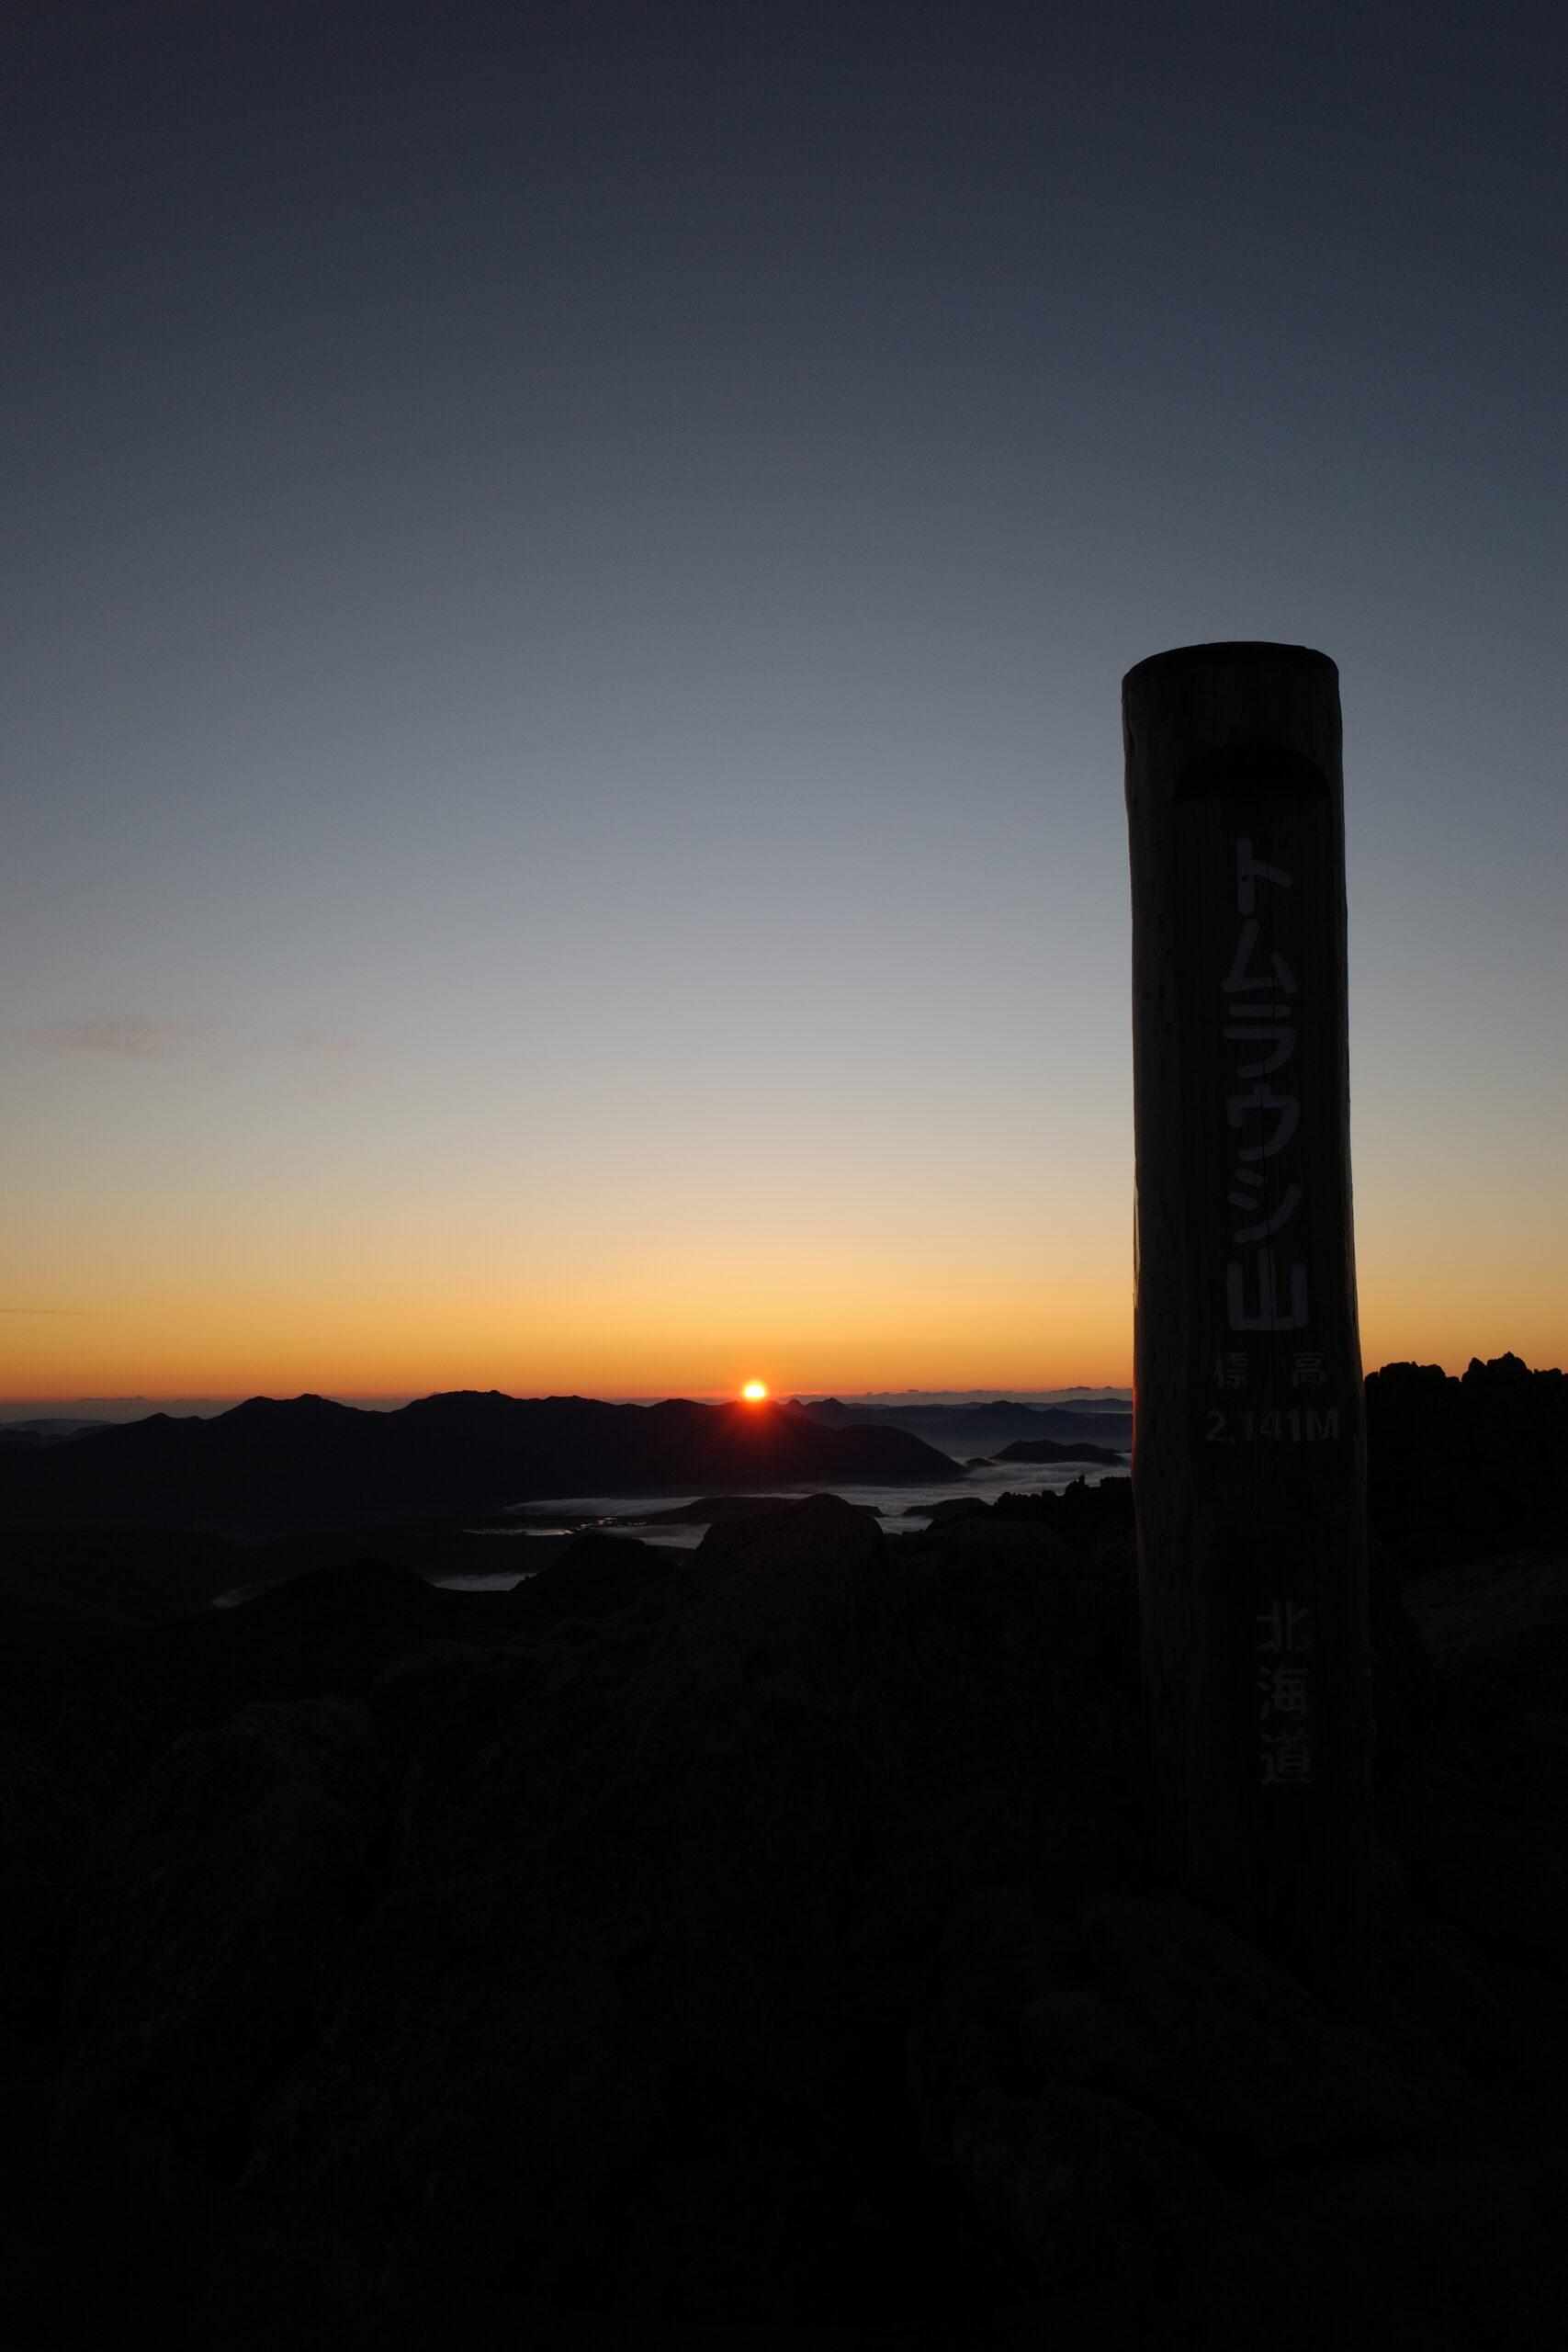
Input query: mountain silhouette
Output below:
<box><xmin>0</xmin><ymin>1390</ymin><xmax>963</xmax><ymax>1539</ymax></box>
<box><xmin>789</xmin><ymin>1396</ymin><xmax>1133</xmax><ymax>1446</ymax></box>
<box><xmin>992</xmin><ymin>1437</ymin><xmax>1127</xmax><ymax>1464</ymax></box>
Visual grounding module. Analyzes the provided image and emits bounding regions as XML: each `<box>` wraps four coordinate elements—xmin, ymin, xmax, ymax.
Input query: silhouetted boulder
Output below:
<box><xmin>915</xmin><ymin>1880</ymin><xmax>1560</xmax><ymax>2341</ymax></box>
<box><xmin>369</xmin><ymin>1634</ymin><xmax>572</xmax><ymax>1797</ymax></box>
<box><xmin>949</xmin><ymin>2081</ymin><xmax>1230</xmax><ymax>2306</ymax></box>
<box><xmin>48</xmin><ymin>1697</ymin><xmax>389</xmax><ymax>2340</ymax></box>
<box><xmin>240</xmin><ymin>1554</ymin><xmax>443</xmax><ymax>1625</ymax></box>
<box><xmin>503</xmin><ymin>1527</ymin><xmax>680</xmax><ymax>1630</ymax></box>
<box><xmin>57</xmin><ymin>1697</ymin><xmax>387</xmax><ymax>2169</ymax></box>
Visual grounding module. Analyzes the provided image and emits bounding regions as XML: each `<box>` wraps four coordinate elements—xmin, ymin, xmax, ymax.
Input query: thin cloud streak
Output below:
<box><xmin>22</xmin><ymin>1018</ymin><xmax>214</xmax><ymax>1059</ymax></box>
<box><xmin>19</xmin><ymin>1020</ymin><xmax>360</xmax><ymax>1062</ymax></box>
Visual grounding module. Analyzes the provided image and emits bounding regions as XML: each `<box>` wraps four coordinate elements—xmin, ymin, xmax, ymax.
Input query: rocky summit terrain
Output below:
<box><xmin>2</xmin><ymin>1359</ymin><xmax>1566</xmax><ymax>2347</ymax></box>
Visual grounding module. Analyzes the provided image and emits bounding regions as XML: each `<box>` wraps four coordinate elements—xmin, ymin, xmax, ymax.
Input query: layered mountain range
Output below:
<box><xmin>0</xmin><ymin>1391</ymin><xmax>963</xmax><ymax>1541</ymax></box>
<box><xmin>785</xmin><ymin>1396</ymin><xmax>1132</xmax><ymax>1449</ymax></box>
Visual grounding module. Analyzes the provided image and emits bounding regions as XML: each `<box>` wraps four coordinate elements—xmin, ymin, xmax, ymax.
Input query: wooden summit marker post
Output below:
<box><xmin>1123</xmin><ymin>642</ymin><xmax>1376</xmax><ymax>1999</ymax></box>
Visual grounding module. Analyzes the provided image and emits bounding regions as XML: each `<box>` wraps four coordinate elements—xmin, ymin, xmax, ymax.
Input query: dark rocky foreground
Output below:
<box><xmin>4</xmin><ymin>1480</ymin><xmax>1567</xmax><ymax>2348</ymax></box>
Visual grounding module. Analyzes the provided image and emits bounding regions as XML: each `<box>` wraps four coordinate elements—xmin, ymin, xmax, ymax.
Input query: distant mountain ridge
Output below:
<box><xmin>991</xmin><ymin>1438</ymin><xmax>1127</xmax><ymax>1465</ymax></box>
<box><xmin>794</xmin><ymin>1387</ymin><xmax>1133</xmax><ymax>1409</ymax></box>
<box><xmin>0</xmin><ymin>1419</ymin><xmax>110</xmax><ymax>1443</ymax></box>
<box><xmin>0</xmin><ymin>1390</ymin><xmax>963</xmax><ymax>1541</ymax></box>
<box><xmin>784</xmin><ymin>1396</ymin><xmax>1134</xmax><ymax>1448</ymax></box>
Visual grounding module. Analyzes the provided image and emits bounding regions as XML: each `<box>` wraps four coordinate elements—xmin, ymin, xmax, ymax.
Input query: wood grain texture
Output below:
<box><xmin>1123</xmin><ymin>642</ymin><xmax>1376</xmax><ymax>2001</ymax></box>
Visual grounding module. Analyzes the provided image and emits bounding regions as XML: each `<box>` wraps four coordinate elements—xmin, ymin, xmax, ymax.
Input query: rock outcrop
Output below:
<box><xmin>1367</xmin><ymin>1354</ymin><xmax>1567</xmax><ymax>1571</ymax></box>
<box><xmin>6</xmin><ymin>1481</ymin><xmax>1566</xmax><ymax>2346</ymax></box>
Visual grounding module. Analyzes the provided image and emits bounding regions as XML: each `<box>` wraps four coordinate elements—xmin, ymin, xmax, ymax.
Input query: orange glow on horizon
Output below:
<box><xmin>0</xmin><ymin>1211</ymin><xmax>1560</xmax><ymax>1404</ymax></box>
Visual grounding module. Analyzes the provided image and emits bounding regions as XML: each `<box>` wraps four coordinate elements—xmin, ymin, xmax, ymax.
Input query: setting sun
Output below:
<box><xmin>740</xmin><ymin>1380</ymin><xmax>768</xmax><ymax>1402</ymax></box>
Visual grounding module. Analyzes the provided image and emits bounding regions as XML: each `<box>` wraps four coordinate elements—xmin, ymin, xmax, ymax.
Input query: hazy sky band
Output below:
<box><xmin>4</xmin><ymin>2</ymin><xmax>1563</xmax><ymax>1396</ymax></box>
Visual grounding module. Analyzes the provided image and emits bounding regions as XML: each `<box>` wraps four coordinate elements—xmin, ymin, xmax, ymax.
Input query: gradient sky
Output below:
<box><xmin>4</xmin><ymin>0</ymin><xmax>1564</xmax><ymax>1404</ymax></box>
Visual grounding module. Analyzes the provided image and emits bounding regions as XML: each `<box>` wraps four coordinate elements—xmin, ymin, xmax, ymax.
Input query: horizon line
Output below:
<box><xmin>0</xmin><ymin>1382</ymin><xmax>1139</xmax><ymax>1416</ymax></box>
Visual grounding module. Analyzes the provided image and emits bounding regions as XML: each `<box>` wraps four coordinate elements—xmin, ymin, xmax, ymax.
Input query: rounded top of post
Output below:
<box><xmin>1122</xmin><ymin>641</ymin><xmax>1337</xmax><ymax>693</ymax></box>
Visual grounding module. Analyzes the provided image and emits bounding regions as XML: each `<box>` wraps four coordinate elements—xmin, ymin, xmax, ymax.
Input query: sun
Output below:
<box><xmin>740</xmin><ymin>1380</ymin><xmax>768</xmax><ymax>1402</ymax></box>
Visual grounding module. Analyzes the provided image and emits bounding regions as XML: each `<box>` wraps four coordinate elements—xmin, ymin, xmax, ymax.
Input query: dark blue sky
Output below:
<box><xmin>5</xmin><ymin>0</ymin><xmax>1564</xmax><ymax>1396</ymax></box>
